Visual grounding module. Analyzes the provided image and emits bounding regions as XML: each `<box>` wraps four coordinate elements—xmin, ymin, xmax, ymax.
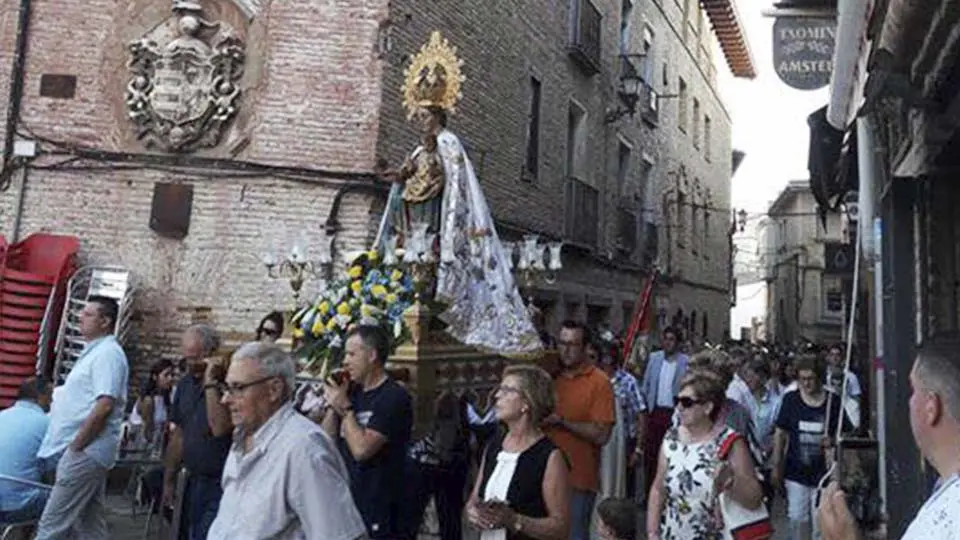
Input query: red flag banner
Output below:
<box><xmin>623</xmin><ymin>274</ymin><xmax>656</xmax><ymax>364</ymax></box>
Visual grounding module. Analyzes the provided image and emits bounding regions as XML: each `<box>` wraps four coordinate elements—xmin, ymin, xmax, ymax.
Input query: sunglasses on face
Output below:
<box><xmin>674</xmin><ymin>395</ymin><xmax>703</xmax><ymax>408</ymax></box>
<box><xmin>259</xmin><ymin>327</ymin><xmax>280</xmax><ymax>337</ymax></box>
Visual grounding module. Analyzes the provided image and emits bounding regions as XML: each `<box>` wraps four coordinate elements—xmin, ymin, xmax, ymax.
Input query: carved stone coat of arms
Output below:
<box><xmin>125</xmin><ymin>1</ymin><xmax>245</xmax><ymax>152</ymax></box>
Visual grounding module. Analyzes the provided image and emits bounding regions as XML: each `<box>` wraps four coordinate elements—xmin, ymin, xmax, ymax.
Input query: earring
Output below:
<box><xmin>521</xmin><ymin>407</ymin><xmax>529</xmax><ymax>414</ymax></box>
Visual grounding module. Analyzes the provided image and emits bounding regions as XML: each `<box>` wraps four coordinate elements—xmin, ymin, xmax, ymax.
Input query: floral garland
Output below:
<box><xmin>290</xmin><ymin>250</ymin><xmax>415</xmax><ymax>378</ymax></box>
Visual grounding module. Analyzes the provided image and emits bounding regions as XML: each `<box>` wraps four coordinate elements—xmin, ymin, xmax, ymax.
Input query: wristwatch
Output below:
<box><xmin>512</xmin><ymin>515</ymin><xmax>523</xmax><ymax>533</ymax></box>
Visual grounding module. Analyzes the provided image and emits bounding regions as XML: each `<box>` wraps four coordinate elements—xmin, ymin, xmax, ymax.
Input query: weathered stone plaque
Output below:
<box><xmin>126</xmin><ymin>1</ymin><xmax>245</xmax><ymax>152</ymax></box>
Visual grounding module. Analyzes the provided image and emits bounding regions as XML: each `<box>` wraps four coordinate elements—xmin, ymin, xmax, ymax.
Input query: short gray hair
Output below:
<box><xmin>231</xmin><ymin>342</ymin><xmax>296</xmax><ymax>398</ymax></box>
<box><xmin>186</xmin><ymin>324</ymin><xmax>221</xmax><ymax>355</ymax></box>
<box><xmin>915</xmin><ymin>339</ymin><xmax>960</xmax><ymax>422</ymax></box>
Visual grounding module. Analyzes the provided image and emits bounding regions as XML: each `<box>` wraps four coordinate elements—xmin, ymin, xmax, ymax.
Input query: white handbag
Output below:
<box><xmin>717</xmin><ymin>432</ymin><xmax>774</xmax><ymax>540</ymax></box>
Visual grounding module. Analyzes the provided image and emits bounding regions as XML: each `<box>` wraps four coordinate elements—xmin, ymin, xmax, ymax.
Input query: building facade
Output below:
<box><xmin>762</xmin><ymin>180</ymin><xmax>848</xmax><ymax>344</ymax></box>
<box><xmin>0</xmin><ymin>0</ymin><xmax>752</xmax><ymax>360</ymax></box>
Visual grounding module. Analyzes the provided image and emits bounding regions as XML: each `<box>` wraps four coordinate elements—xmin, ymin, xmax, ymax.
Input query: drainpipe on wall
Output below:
<box><xmin>826</xmin><ymin>0</ymin><xmax>875</xmax><ymax>129</ymax></box>
<box><xmin>0</xmin><ymin>0</ymin><xmax>32</xmax><ymax>193</ymax></box>
<box><xmin>857</xmin><ymin>114</ymin><xmax>887</xmax><ymax>518</ymax></box>
<box><xmin>11</xmin><ymin>167</ymin><xmax>28</xmax><ymax>242</ymax></box>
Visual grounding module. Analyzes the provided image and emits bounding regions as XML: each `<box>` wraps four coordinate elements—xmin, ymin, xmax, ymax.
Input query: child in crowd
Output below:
<box><xmin>596</xmin><ymin>497</ymin><xmax>640</xmax><ymax>540</ymax></box>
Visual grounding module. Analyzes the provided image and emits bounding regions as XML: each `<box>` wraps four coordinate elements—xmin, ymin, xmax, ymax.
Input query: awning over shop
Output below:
<box><xmin>700</xmin><ymin>0</ymin><xmax>757</xmax><ymax>79</ymax></box>
<box><xmin>808</xmin><ymin>105</ymin><xmax>858</xmax><ymax>217</ymax></box>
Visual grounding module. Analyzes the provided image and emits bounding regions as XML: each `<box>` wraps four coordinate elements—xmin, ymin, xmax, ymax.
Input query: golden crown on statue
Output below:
<box><xmin>401</xmin><ymin>31</ymin><xmax>465</xmax><ymax>118</ymax></box>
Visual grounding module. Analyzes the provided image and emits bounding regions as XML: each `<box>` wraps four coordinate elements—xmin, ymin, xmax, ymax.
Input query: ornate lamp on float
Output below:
<box><xmin>262</xmin><ymin>234</ymin><xmax>335</xmax><ymax>307</ymax></box>
<box><xmin>381</xmin><ymin>223</ymin><xmax>438</xmax><ymax>345</ymax></box>
<box><xmin>502</xmin><ymin>234</ymin><xmax>563</xmax><ymax>306</ymax></box>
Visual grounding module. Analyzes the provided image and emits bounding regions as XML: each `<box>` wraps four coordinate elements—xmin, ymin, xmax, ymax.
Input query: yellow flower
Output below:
<box><xmin>311</xmin><ymin>317</ymin><xmax>324</xmax><ymax>335</ymax></box>
<box><xmin>326</xmin><ymin>318</ymin><xmax>338</xmax><ymax>331</ymax></box>
<box><xmin>385</xmin><ymin>293</ymin><xmax>398</xmax><ymax>304</ymax></box>
<box><xmin>367</xmin><ymin>250</ymin><xmax>380</xmax><ymax>261</ymax></box>
<box><xmin>292</xmin><ymin>328</ymin><xmax>304</xmax><ymax>339</ymax></box>
<box><xmin>318</xmin><ymin>301</ymin><xmax>330</xmax><ymax>314</ymax></box>
<box><xmin>336</xmin><ymin>302</ymin><xmax>351</xmax><ymax>315</ymax></box>
<box><xmin>347</xmin><ymin>266</ymin><xmax>363</xmax><ymax>279</ymax></box>
<box><xmin>350</xmin><ymin>280</ymin><xmax>362</xmax><ymax>293</ymax></box>
<box><xmin>390</xmin><ymin>269</ymin><xmax>403</xmax><ymax>282</ymax></box>
<box><xmin>371</xmin><ymin>284</ymin><xmax>388</xmax><ymax>298</ymax></box>
<box><xmin>360</xmin><ymin>304</ymin><xmax>377</xmax><ymax>317</ymax></box>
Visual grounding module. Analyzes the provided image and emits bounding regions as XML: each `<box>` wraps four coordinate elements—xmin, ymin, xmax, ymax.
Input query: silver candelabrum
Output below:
<box><xmin>381</xmin><ymin>222</ymin><xmax>438</xmax><ymax>302</ymax></box>
<box><xmin>262</xmin><ymin>234</ymin><xmax>335</xmax><ymax>306</ymax></box>
<box><xmin>502</xmin><ymin>234</ymin><xmax>563</xmax><ymax>305</ymax></box>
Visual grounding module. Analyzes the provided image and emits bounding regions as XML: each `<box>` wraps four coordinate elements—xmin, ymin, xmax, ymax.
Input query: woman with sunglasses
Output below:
<box><xmin>647</xmin><ymin>371</ymin><xmax>764</xmax><ymax>540</ymax></box>
<box><xmin>255</xmin><ymin>311</ymin><xmax>284</xmax><ymax>343</ymax></box>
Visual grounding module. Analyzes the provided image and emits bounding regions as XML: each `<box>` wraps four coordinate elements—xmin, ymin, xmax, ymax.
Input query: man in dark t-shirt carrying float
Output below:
<box><xmin>323</xmin><ymin>325</ymin><xmax>413</xmax><ymax>539</ymax></box>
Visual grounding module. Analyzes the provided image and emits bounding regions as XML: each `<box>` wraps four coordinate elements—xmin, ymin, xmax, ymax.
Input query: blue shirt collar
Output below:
<box><xmin>12</xmin><ymin>400</ymin><xmax>45</xmax><ymax>414</ymax></box>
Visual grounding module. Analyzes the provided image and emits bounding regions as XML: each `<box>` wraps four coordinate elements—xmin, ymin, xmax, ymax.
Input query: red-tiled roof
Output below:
<box><xmin>701</xmin><ymin>0</ymin><xmax>757</xmax><ymax>79</ymax></box>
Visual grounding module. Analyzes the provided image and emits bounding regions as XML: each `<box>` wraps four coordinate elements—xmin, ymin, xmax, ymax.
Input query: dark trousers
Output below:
<box><xmin>180</xmin><ymin>475</ymin><xmax>222</xmax><ymax>540</ymax></box>
<box><xmin>625</xmin><ymin>436</ymin><xmax>639</xmax><ymax>500</ymax></box>
<box><xmin>408</xmin><ymin>459</ymin><xmax>468</xmax><ymax>540</ymax></box>
<box><xmin>644</xmin><ymin>408</ymin><xmax>674</xmax><ymax>496</ymax></box>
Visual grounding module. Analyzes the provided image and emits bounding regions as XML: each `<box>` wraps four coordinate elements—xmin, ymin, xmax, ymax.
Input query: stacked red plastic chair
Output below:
<box><xmin>0</xmin><ymin>233</ymin><xmax>79</xmax><ymax>408</ymax></box>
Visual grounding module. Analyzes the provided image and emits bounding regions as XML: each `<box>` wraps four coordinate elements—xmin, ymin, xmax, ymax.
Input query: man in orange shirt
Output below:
<box><xmin>544</xmin><ymin>320</ymin><xmax>616</xmax><ymax>540</ymax></box>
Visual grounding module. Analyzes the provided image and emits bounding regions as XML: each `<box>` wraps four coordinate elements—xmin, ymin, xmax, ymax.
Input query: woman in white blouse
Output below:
<box><xmin>465</xmin><ymin>365</ymin><xmax>570</xmax><ymax>540</ymax></box>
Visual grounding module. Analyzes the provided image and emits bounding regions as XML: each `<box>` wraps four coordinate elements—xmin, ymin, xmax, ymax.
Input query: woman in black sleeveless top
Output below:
<box><xmin>465</xmin><ymin>365</ymin><xmax>570</xmax><ymax>540</ymax></box>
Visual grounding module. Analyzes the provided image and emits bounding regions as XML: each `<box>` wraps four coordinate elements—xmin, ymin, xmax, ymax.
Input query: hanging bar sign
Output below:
<box><xmin>772</xmin><ymin>17</ymin><xmax>836</xmax><ymax>90</ymax></box>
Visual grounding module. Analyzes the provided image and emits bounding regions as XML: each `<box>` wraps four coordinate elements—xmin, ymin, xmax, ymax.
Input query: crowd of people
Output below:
<box><xmin>3</xmin><ymin>297</ymin><xmax>960</xmax><ymax>540</ymax></box>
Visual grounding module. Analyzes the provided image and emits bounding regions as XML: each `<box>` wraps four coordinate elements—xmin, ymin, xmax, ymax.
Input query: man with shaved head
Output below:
<box><xmin>820</xmin><ymin>340</ymin><xmax>960</xmax><ymax>539</ymax></box>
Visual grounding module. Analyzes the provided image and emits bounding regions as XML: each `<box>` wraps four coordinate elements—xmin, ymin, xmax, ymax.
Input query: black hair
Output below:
<box><xmin>561</xmin><ymin>320</ymin><xmax>591</xmax><ymax>345</ymax></box>
<box><xmin>256</xmin><ymin>311</ymin><xmax>285</xmax><ymax>340</ymax></box>
<box><xmin>662</xmin><ymin>325</ymin><xmax>683</xmax><ymax>342</ymax></box>
<box><xmin>88</xmin><ymin>295</ymin><xmax>119</xmax><ymax>331</ymax></box>
<box><xmin>142</xmin><ymin>358</ymin><xmax>176</xmax><ymax>409</ymax></box>
<box><xmin>17</xmin><ymin>377</ymin><xmax>50</xmax><ymax>401</ymax></box>
<box><xmin>747</xmin><ymin>357</ymin><xmax>772</xmax><ymax>379</ymax></box>
<box><xmin>795</xmin><ymin>354</ymin><xmax>826</xmax><ymax>381</ymax></box>
<box><xmin>347</xmin><ymin>324</ymin><xmax>391</xmax><ymax>364</ymax></box>
<box><xmin>597</xmin><ymin>497</ymin><xmax>638</xmax><ymax>539</ymax></box>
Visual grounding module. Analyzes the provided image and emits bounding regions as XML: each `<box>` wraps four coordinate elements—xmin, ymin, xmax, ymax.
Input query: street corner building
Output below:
<box><xmin>0</xmin><ymin>0</ymin><xmax>754</xmax><ymax>366</ymax></box>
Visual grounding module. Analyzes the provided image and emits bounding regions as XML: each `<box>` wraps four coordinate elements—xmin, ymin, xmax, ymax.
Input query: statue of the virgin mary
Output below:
<box><xmin>374</xmin><ymin>32</ymin><xmax>541</xmax><ymax>355</ymax></box>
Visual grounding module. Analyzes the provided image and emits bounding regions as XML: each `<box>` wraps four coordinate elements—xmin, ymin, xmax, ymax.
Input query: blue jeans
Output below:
<box><xmin>0</xmin><ymin>490</ymin><xmax>48</xmax><ymax>524</ymax></box>
<box><xmin>183</xmin><ymin>475</ymin><xmax>222</xmax><ymax>540</ymax></box>
<box><xmin>570</xmin><ymin>489</ymin><xmax>597</xmax><ymax>540</ymax></box>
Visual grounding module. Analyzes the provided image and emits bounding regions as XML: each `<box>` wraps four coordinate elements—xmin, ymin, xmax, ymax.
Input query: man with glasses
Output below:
<box><xmin>544</xmin><ymin>320</ymin><xmax>615</xmax><ymax>540</ymax></box>
<box><xmin>162</xmin><ymin>324</ymin><xmax>232</xmax><ymax>540</ymax></box>
<box><xmin>207</xmin><ymin>343</ymin><xmax>366</xmax><ymax>539</ymax></box>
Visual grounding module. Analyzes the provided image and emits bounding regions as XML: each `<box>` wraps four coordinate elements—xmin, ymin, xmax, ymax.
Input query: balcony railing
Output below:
<box><xmin>564</xmin><ymin>177</ymin><xmax>600</xmax><ymax>247</ymax></box>
<box><xmin>568</xmin><ymin>0</ymin><xmax>602</xmax><ymax>75</ymax></box>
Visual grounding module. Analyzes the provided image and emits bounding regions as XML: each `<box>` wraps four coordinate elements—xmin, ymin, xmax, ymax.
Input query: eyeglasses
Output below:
<box><xmin>674</xmin><ymin>395</ymin><xmax>703</xmax><ymax>409</ymax></box>
<box><xmin>259</xmin><ymin>327</ymin><xmax>280</xmax><ymax>338</ymax></box>
<box><xmin>219</xmin><ymin>375</ymin><xmax>277</xmax><ymax>396</ymax></box>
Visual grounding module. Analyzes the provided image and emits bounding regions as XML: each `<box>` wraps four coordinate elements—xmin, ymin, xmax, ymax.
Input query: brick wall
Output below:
<box><xmin>0</xmin><ymin>0</ymin><xmax>739</xmax><ymax>362</ymax></box>
<box><xmin>636</xmin><ymin>0</ymin><xmax>734</xmax><ymax>341</ymax></box>
<box><xmin>0</xmin><ymin>0</ymin><xmax>389</xmax><ymax>362</ymax></box>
